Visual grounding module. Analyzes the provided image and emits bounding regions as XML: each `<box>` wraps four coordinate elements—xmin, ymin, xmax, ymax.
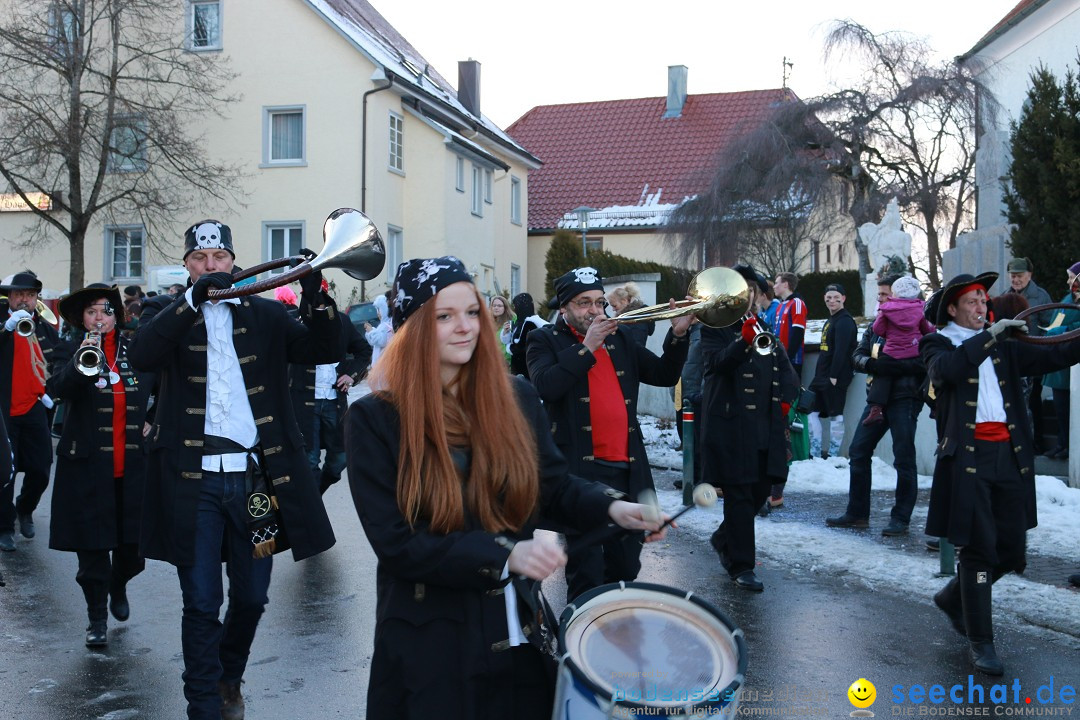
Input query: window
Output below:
<box><xmin>839</xmin><ymin>244</ymin><xmax>846</xmax><ymax>264</ymax></box>
<box><xmin>510</xmin><ymin>177</ymin><xmax>521</xmax><ymax>225</ymax></box>
<box><xmin>49</xmin><ymin>4</ymin><xmax>78</xmax><ymax>56</ymax></box>
<box><xmin>108</xmin><ymin>226</ymin><xmax>144</xmax><ymax>281</ymax></box>
<box><xmin>585</xmin><ymin>236</ymin><xmax>603</xmax><ymax>253</ymax></box>
<box><xmin>455</xmin><ymin>157</ymin><xmax>465</xmax><ymax>192</ymax></box>
<box><xmin>389</xmin><ymin>112</ymin><xmax>404</xmax><ymax>173</ymax></box>
<box><xmin>510</xmin><ymin>264</ymin><xmax>521</xmax><ymax>297</ymax></box>
<box><xmin>108</xmin><ymin>117</ymin><xmax>147</xmax><ymax>173</ymax></box>
<box><xmin>483</xmin><ymin>169</ymin><xmax>493</xmax><ymax>204</ymax></box>
<box><xmin>263</xmin><ymin>106</ymin><xmax>305</xmax><ymax>165</ymax></box>
<box><xmin>265</xmin><ymin>223</ymin><xmax>303</xmax><ymax>274</ymax></box>
<box><xmin>386</xmin><ymin>226</ymin><xmax>403</xmax><ymax>281</ymax></box>
<box><xmin>189</xmin><ymin>1</ymin><xmax>221</xmax><ymax>50</ymax></box>
<box><xmin>471</xmin><ymin>164</ymin><xmax>483</xmax><ymax>217</ymax></box>
<box><xmin>826</xmin><ymin>244</ymin><xmax>832</xmax><ymax>264</ymax></box>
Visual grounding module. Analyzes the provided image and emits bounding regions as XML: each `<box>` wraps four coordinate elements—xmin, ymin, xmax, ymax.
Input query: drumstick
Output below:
<box><xmin>646</xmin><ymin>484</ymin><xmax>718</xmax><ymax>538</ymax></box>
<box><xmin>568</xmin><ymin>484</ymin><xmax>718</xmax><ymax>552</ymax></box>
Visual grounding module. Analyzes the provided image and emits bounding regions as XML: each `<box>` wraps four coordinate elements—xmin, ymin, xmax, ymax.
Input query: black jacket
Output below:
<box><xmin>852</xmin><ymin>328</ymin><xmax>926</xmax><ymax>401</ymax></box>
<box><xmin>526</xmin><ymin>317</ymin><xmax>688</xmax><ymax>499</ymax></box>
<box><xmin>700</xmin><ymin>325</ymin><xmax>799</xmax><ymax>484</ymax></box>
<box><xmin>46</xmin><ymin>331</ymin><xmax>154</xmax><ymax>551</ymax></box>
<box><xmin>129</xmin><ymin>293</ymin><xmax>341</xmax><ymax>565</ymax></box>
<box><xmin>810</xmin><ymin>308</ymin><xmax>857</xmax><ymax>388</ymax></box>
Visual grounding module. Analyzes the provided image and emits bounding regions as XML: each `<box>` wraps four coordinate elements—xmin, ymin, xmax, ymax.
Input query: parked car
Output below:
<box><xmin>346</xmin><ymin>302</ymin><xmax>379</xmax><ymax>335</ymax></box>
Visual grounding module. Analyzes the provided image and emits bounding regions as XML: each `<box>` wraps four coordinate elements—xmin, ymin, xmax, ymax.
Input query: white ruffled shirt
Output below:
<box><xmin>186</xmin><ymin>289</ymin><xmax>258</xmax><ymax>472</ymax></box>
<box><xmin>938</xmin><ymin>322</ymin><xmax>1007</xmax><ymax>424</ymax></box>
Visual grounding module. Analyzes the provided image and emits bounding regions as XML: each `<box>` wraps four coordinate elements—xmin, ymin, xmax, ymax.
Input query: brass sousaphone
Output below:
<box><xmin>615</xmin><ymin>266</ymin><xmax>777</xmax><ymax>353</ymax></box>
<box><xmin>207</xmin><ymin>208</ymin><xmax>386</xmax><ymax>300</ymax></box>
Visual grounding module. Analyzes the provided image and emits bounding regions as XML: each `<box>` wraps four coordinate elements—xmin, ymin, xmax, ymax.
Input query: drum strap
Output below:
<box><xmin>511</xmin><ymin>576</ymin><xmax>559</xmax><ymax>662</ymax></box>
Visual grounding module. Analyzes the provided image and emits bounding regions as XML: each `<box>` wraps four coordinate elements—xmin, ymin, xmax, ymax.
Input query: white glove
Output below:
<box><xmin>988</xmin><ymin>318</ymin><xmax>1028</xmax><ymax>338</ymax></box>
<box><xmin>4</xmin><ymin>309</ymin><xmax>32</xmax><ymax>332</ymax></box>
<box><xmin>40</xmin><ymin>394</ymin><xmax>54</xmax><ymax>410</ymax></box>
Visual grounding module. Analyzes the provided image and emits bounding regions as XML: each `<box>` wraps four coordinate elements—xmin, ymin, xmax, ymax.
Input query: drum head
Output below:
<box><xmin>562</xmin><ymin>586</ymin><xmax>740</xmax><ymax>709</ymax></box>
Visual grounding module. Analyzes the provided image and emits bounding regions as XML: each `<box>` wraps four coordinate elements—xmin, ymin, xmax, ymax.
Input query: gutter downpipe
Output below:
<box><xmin>361</xmin><ymin>68</ymin><xmax>392</xmax><ymax>301</ymax></box>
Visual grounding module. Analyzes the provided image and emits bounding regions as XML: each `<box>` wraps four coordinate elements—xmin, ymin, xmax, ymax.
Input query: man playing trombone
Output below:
<box><xmin>702</xmin><ymin>264</ymin><xmax>799</xmax><ymax>592</ymax></box>
<box><xmin>0</xmin><ymin>270</ymin><xmax>61</xmax><ymax>553</ymax></box>
<box><xmin>129</xmin><ymin>221</ymin><xmax>340</xmax><ymax>720</ymax></box>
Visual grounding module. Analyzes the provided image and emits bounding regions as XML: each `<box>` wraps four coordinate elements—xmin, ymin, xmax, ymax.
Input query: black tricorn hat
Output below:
<box><xmin>0</xmin><ymin>271</ymin><xmax>42</xmax><ymax>293</ymax></box>
<box><xmin>58</xmin><ymin>283</ymin><xmax>125</xmax><ymax>328</ymax></box>
<box><xmin>936</xmin><ymin>272</ymin><xmax>998</xmax><ymax>326</ymax></box>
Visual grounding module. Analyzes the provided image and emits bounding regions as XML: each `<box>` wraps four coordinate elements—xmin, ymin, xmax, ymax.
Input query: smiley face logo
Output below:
<box><xmin>847</xmin><ymin>678</ymin><xmax>876</xmax><ymax>712</ymax></box>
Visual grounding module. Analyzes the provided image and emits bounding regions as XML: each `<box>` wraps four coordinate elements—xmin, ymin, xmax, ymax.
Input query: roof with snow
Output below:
<box><xmin>961</xmin><ymin>0</ymin><xmax>1049</xmax><ymax>59</ymax></box>
<box><xmin>305</xmin><ymin>0</ymin><xmax>536</xmax><ymax>164</ymax></box>
<box><xmin>507</xmin><ymin>88</ymin><xmax>799</xmax><ymax>231</ymax></box>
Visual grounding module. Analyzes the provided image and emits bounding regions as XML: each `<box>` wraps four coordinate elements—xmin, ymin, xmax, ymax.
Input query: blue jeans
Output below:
<box><xmin>845</xmin><ymin>397</ymin><xmax>919</xmax><ymax>523</ymax></box>
<box><xmin>177</xmin><ymin>471</ymin><xmax>272</xmax><ymax>720</ymax></box>
<box><xmin>307</xmin><ymin>398</ymin><xmax>346</xmax><ymax>492</ymax></box>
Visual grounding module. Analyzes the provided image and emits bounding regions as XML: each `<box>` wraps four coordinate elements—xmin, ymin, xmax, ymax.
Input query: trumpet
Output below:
<box><xmin>14</xmin><ymin>316</ymin><xmax>34</xmax><ymax>337</ymax></box>
<box><xmin>739</xmin><ymin>313</ymin><xmax>776</xmax><ymax>356</ymax></box>
<box><xmin>75</xmin><ymin>322</ymin><xmax>106</xmax><ymax>377</ymax></box>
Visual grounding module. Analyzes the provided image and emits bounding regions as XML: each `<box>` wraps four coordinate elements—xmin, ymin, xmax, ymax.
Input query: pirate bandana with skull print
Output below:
<box><xmin>183</xmin><ymin>220</ymin><xmax>235</xmax><ymax>260</ymax></box>
<box><xmin>391</xmin><ymin>256</ymin><xmax>474</xmax><ymax>330</ymax></box>
<box><xmin>553</xmin><ymin>266</ymin><xmax>605</xmax><ymax>308</ymax></box>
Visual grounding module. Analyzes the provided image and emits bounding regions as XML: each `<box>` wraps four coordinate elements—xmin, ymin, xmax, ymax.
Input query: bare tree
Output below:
<box><xmin>0</xmin><ymin>0</ymin><xmax>244</xmax><ymax>290</ymax></box>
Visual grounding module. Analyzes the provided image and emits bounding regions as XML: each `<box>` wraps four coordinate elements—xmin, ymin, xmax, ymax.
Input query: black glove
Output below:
<box><xmin>190</xmin><ymin>271</ymin><xmax>234</xmax><ymax>306</ymax></box>
<box><xmin>289</xmin><ymin>247</ymin><xmax>318</xmax><ymax>269</ymax></box>
<box><xmin>299</xmin><ymin>269</ymin><xmax>324</xmax><ymax>300</ymax></box>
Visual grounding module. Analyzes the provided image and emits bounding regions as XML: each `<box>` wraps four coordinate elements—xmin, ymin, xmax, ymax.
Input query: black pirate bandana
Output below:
<box><xmin>392</xmin><ymin>256</ymin><xmax>474</xmax><ymax>330</ymax></box>
<box><xmin>184</xmin><ymin>220</ymin><xmax>235</xmax><ymax>260</ymax></box>
<box><xmin>553</xmin><ymin>267</ymin><xmax>604</xmax><ymax>307</ymax></box>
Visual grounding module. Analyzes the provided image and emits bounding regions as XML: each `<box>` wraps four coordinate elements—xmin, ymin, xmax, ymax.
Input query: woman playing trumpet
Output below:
<box><xmin>47</xmin><ymin>284</ymin><xmax>154</xmax><ymax>647</ymax></box>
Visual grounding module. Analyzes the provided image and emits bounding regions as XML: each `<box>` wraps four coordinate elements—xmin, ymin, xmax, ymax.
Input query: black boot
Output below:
<box><xmin>960</xmin><ymin>566</ymin><xmax>1004</xmax><ymax>676</ymax></box>
<box><xmin>933</xmin><ymin>576</ymin><xmax>965</xmax><ymax>636</ymax></box>
<box><xmin>85</xmin><ymin>618</ymin><xmax>107</xmax><ymax>647</ymax></box>
<box><xmin>109</xmin><ymin>580</ymin><xmax>130</xmax><ymax>622</ymax></box>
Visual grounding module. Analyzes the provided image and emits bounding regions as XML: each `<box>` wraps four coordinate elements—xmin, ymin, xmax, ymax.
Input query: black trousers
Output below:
<box><xmin>1027</xmin><ymin>377</ymin><xmax>1045</xmax><ymax>448</ymax></box>
<box><xmin>0</xmin><ymin>402</ymin><xmax>53</xmax><ymax>532</ymax></box>
<box><xmin>75</xmin><ymin>543</ymin><xmax>145</xmax><ymax>622</ymax></box>
<box><xmin>565</xmin><ymin>462</ymin><xmax>642</xmax><ymax>602</ymax></box>
<box><xmin>716</xmin><ymin>451</ymin><xmax>773</xmax><ymax>576</ymax></box>
<box><xmin>958</xmin><ymin>440</ymin><xmax>1027</xmax><ymax>575</ymax></box>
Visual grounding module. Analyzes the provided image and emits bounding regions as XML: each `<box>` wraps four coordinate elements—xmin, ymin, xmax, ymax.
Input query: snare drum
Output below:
<box><xmin>552</xmin><ymin>582</ymin><xmax>747</xmax><ymax>719</ymax></box>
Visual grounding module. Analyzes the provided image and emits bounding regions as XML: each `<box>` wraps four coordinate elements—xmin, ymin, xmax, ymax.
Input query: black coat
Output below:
<box><xmin>344</xmin><ymin>378</ymin><xmax>615</xmax><ymax>718</ymax></box>
<box><xmin>129</xmin><ymin>293</ymin><xmax>341</xmax><ymax>566</ymax></box>
<box><xmin>853</xmin><ymin>328</ymin><xmax>925</xmax><ymax>401</ymax></box>
<box><xmin>289</xmin><ymin>314</ymin><xmax>371</xmax><ymax>452</ymax></box>
<box><xmin>810</xmin><ymin>308</ymin><xmax>857</xmax><ymax>415</ymax></box>
<box><xmin>46</xmin><ymin>332</ymin><xmax>154</xmax><ymax>551</ymax></box>
<box><xmin>0</xmin><ymin>301</ymin><xmax>61</xmax><ymax>417</ymax></box>
<box><xmin>920</xmin><ymin>329</ymin><xmax>1080</xmax><ymax>544</ymax></box>
<box><xmin>526</xmin><ymin>317</ymin><xmax>688</xmax><ymax>499</ymax></box>
<box><xmin>700</xmin><ymin>325</ymin><xmax>799</xmax><ymax>484</ymax></box>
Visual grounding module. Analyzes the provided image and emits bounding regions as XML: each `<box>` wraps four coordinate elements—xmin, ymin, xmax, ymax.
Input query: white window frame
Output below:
<box><xmin>455</xmin><ymin>157</ymin><xmax>465</xmax><ymax>192</ymax></box>
<box><xmin>471</xmin><ymin>164</ymin><xmax>483</xmax><ymax>217</ymax></box>
<box><xmin>510</xmin><ymin>264</ymin><xmax>521</xmax><ymax>298</ymax></box>
<box><xmin>510</xmin><ymin>176</ymin><xmax>522</xmax><ymax>225</ymax></box>
<box><xmin>388</xmin><ymin>112</ymin><xmax>404</xmax><ymax>174</ymax></box>
<box><xmin>262</xmin><ymin>105</ymin><xmax>305</xmax><ymax>167</ymax></box>
<box><xmin>50</xmin><ymin>3</ymin><xmax>78</xmax><ymax>55</ymax></box>
<box><xmin>483</xmin><ymin>169</ymin><xmax>493</xmax><ymax>205</ymax></box>
<box><xmin>263</xmin><ymin>222</ymin><xmax>304</xmax><ymax>275</ymax></box>
<box><xmin>106</xmin><ymin>225</ymin><xmax>145</xmax><ymax>282</ymax></box>
<box><xmin>108</xmin><ymin>116</ymin><xmax>148</xmax><ymax>173</ymax></box>
<box><xmin>187</xmin><ymin>0</ymin><xmax>222</xmax><ymax>51</ymax></box>
<box><xmin>386</xmin><ymin>225</ymin><xmax>403</xmax><ymax>282</ymax></box>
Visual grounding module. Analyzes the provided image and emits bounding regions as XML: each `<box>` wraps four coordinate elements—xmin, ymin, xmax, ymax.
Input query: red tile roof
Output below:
<box><xmin>507</xmin><ymin>89</ymin><xmax>798</xmax><ymax>230</ymax></box>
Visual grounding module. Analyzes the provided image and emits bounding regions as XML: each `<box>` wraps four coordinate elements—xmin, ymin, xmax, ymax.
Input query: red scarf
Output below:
<box><xmin>104</xmin><ymin>332</ymin><xmax>127</xmax><ymax>478</ymax></box>
<box><xmin>10</xmin><ymin>332</ymin><xmax>45</xmax><ymax>416</ymax></box>
<box><xmin>571</xmin><ymin>326</ymin><xmax>628</xmax><ymax>461</ymax></box>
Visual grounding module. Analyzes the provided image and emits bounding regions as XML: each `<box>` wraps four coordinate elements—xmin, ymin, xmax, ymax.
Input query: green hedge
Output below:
<box><xmin>544</xmin><ymin>230</ymin><xmax>695</xmax><ymax>307</ymax></box>
<box><xmin>795</xmin><ymin>270</ymin><xmax>864</xmax><ymax>319</ymax></box>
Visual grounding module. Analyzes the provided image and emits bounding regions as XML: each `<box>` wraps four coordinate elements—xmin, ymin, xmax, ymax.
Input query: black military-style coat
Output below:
<box><xmin>526</xmin><ymin>316</ymin><xmax>688</xmax><ymax>499</ymax></box>
<box><xmin>920</xmin><ymin>328</ymin><xmax>1080</xmax><ymax>544</ymax></box>
<box><xmin>46</xmin><ymin>332</ymin><xmax>154</xmax><ymax>551</ymax></box>
<box><xmin>288</xmin><ymin>314</ymin><xmax>371</xmax><ymax>452</ymax></box>
<box><xmin>344</xmin><ymin>378</ymin><xmax>615</xmax><ymax>718</ymax></box>
<box><xmin>0</xmin><ymin>300</ymin><xmax>61</xmax><ymax>417</ymax></box>
<box><xmin>700</xmin><ymin>325</ymin><xmax>799</xmax><ymax>485</ymax></box>
<box><xmin>129</xmin><ymin>292</ymin><xmax>341</xmax><ymax>566</ymax></box>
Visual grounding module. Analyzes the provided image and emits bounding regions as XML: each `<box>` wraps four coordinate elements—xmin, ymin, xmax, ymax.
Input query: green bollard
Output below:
<box><xmin>681</xmin><ymin>399</ymin><xmax>694</xmax><ymax>506</ymax></box>
<box><xmin>938</xmin><ymin>538</ymin><xmax>956</xmax><ymax>576</ymax></box>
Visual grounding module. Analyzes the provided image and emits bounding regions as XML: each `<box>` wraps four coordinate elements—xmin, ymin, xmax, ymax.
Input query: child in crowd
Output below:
<box><xmin>864</xmin><ymin>275</ymin><xmax>935</xmax><ymax>425</ymax></box>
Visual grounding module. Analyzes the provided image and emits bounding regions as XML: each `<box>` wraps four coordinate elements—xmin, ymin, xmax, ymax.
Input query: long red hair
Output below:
<box><xmin>369</xmin><ymin>286</ymin><xmax>539</xmax><ymax>533</ymax></box>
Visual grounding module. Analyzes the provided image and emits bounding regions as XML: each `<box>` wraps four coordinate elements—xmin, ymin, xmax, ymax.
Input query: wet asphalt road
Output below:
<box><xmin>1</xmin><ymin>468</ymin><xmax>1078</xmax><ymax>719</ymax></box>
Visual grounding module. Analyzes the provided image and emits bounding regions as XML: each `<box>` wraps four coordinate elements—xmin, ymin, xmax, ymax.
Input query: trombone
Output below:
<box><xmin>613</xmin><ymin>266</ymin><xmax>777</xmax><ymax>354</ymax></box>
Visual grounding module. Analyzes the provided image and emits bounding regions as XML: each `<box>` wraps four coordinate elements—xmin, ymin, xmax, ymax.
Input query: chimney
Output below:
<box><xmin>664</xmin><ymin>65</ymin><xmax>688</xmax><ymax>119</ymax></box>
<box><xmin>458</xmin><ymin>59</ymin><xmax>481</xmax><ymax>118</ymax></box>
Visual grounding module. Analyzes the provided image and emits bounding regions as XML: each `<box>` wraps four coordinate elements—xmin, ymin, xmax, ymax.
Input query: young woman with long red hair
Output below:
<box><xmin>345</xmin><ymin>257</ymin><xmax>665</xmax><ymax>719</ymax></box>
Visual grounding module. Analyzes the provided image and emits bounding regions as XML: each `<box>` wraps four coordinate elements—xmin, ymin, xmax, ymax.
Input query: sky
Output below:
<box><xmin>372</xmin><ymin>0</ymin><xmax>1024</xmax><ymax>129</ymax></box>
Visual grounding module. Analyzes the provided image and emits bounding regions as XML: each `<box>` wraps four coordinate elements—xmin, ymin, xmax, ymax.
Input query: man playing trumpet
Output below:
<box><xmin>0</xmin><ymin>270</ymin><xmax>60</xmax><ymax>553</ymax></box>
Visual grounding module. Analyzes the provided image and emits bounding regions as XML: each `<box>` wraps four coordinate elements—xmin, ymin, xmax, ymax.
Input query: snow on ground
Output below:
<box><xmin>638</xmin><ymin>414</ymin><xmax>1080</xmax><ymax>638</ymax></box>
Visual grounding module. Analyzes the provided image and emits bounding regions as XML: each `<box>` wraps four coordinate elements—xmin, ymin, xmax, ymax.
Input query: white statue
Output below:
<box><xmin>859</xmin><ymin>198</ymin><xmax>911</xmax><ymax>273</ymax></box>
